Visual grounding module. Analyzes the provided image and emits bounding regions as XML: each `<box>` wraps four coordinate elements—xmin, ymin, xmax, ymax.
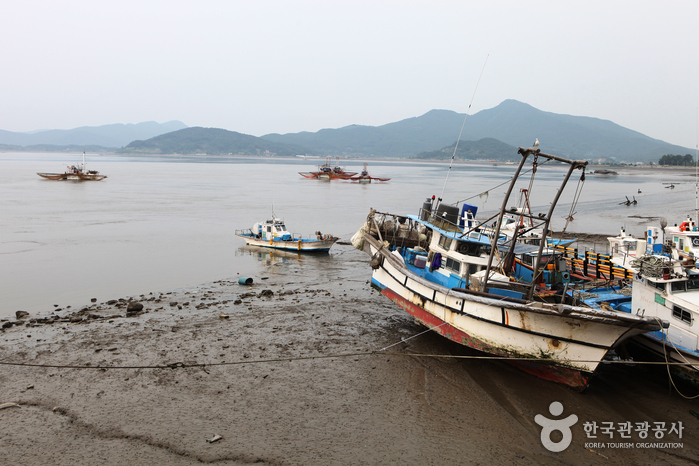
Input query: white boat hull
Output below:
<box><xmin>366</xmin><ymin>235</ymin><xmax>660</xmax><ymax>389</ymax></box>
<box><xmin>237</xmin><ymin>234</ymin><xmax>338</xmax><ymax>252</ymax></box>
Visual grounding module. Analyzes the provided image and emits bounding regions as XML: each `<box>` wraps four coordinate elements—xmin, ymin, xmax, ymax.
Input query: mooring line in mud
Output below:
<box><xmin>0</xmin><ymin>351</ymin><xmax>698</xmax><ymax>371</ymax></box>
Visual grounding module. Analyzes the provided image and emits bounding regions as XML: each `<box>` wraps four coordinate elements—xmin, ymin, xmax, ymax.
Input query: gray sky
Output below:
<box><xmin>2</xmin><ymin>1</ymin><xmax>698</xmax><ymax>149</ymax></box>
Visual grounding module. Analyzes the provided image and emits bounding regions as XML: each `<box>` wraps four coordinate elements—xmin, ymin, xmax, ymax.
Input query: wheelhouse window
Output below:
<box><xmin>438</xmin><ymin>235</ymin><xmax>453</xmax><ymax>250</ymax></box>
<box><xmin>687</xmin><ymin>278</ymin><xmax>699</xmax><ymax>291</ymax></box>
<box><xmin>623</xmin><ymin>241</ymin><xmax>637</xmax><ymax>251</ymax></box>
<box><xmin>672</xmin><ymin>305</ymin><xmax>693</xmax><ymax>325</ymax></box>
<box><xmin>445</xmin><ymin>257</ymin><xmax>460</xmax><ymax>273</ymax></box>
<box><xmin>671</xmin><ymin>281</ymin><xmax>687</xmax><ymax>293</ymax></box>
<box><xmin>652</xmin><ymin>280</ymin><xmax>666</xmax><ymax>292</ymax></box>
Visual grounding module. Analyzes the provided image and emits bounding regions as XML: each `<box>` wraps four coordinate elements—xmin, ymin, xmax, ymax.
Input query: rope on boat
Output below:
<box><xmin>455</xmin><ymin>159</ymin><xmax>554</xmax><ymax>205</ymax></box>
<box><xmin>438</xmin><ymin>54</ymin><xmax>489</xmax><ymax>205</ymax></box>
<box><xmin>655</xmin><ymin>316</ymin><xmax>699</xmax><ymax>399</ymax></box>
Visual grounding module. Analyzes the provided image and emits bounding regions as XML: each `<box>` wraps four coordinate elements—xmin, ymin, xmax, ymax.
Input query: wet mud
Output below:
<box><xmin>1</xmin><ymin>245</ymin><xmax>698</xmax><ymax>465</ymax></box>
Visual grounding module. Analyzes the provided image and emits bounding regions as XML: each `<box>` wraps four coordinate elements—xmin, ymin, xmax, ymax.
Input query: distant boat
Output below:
<box><xmin>37</xmin><ymin>152</ymin><xmax>107</xmax><ymax>181</ymax></box>
<box><xmin>299</xmin><ymin>157</ymin><xmax>357</xmax><ymax>180</ymax></box>
<box><xmin>350</xmin><ymin>163</ymin><xmax>391</xmax><ymax>183</ymax></box>
<box><xmin>236</xmin><ymin>212</ymin><xmax>339</xmax><ymax>253</ymax></box>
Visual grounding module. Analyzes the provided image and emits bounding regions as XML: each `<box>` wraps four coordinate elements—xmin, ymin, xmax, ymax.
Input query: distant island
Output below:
<box><xmin>123</xmin><ymin>127</ymin><xmax>309</xmax><ymax>157</ymax></box>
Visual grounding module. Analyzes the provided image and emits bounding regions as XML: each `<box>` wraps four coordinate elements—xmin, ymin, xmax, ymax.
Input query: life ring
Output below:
<box><xmin>680</xmin><ymin>222</ymin><xmax>690</xmax><ymax>232</ymax></box>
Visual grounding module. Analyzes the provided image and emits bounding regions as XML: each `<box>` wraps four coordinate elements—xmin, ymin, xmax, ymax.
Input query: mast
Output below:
<box><xmin>480</xmin><ymin>147</ymin><xmax>587</xmax><ymax>301</ymax></box>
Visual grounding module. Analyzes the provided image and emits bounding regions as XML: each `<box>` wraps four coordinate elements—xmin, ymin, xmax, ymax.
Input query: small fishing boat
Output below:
<box><xmin>299</xmin><ymin>157</ymin><xmax>357</xmax><ymax>180</ymax></box>
<box><xmin>352</xmin><ymin>146</ymin><xmax>666</xmax><ymax>390</ymax></box>
<box><xmin>350</xmin><ymin>163</ymin><xmax>391</xmax><ymax>183</ymax></box>
<box><xmin>37</xmin><ymin>152</ymin><xmax>107</xmax><ymax>181</ymax></box>
<box><xmin>236</xmin><ymin>213</ymin><xmax>339</xmax><ymax>253</ymax></box>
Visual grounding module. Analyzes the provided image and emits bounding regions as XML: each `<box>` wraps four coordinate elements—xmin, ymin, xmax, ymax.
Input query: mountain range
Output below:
<box><xmin>0</xmin><ymin>101</ymin><xmax>692</xmax><ymax>163</ymax></box>
<box><xmin>262</xmin><ymin>100</ymin><xmax>691</xmax><ymax>162</ymax></box>
<box><xmin>0</xmin><ymin>121</ymin><xmax>187</xmax><ymax>148</ymax></box>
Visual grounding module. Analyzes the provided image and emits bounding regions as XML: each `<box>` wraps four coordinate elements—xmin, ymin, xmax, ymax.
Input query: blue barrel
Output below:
<box><xmin>238</xmin><ymin>277</ymin><xmax>253</xmax><ymax>285</ymax></box>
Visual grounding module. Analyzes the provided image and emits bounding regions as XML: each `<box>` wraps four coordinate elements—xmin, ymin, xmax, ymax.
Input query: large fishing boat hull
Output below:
<box><xmin>236</xmin><ymin>233</ymin><xmax>338</xmax><ymax>252</ymax></box>
<box><xmin>298</xmin><ymin>171</ymin><xmax>356</xmax><ymax>180</ymax></box>
<box><xmin>365</xmin><ymin>234</ymin><xmax>661</xmax><ymax>390</ymax></box>
<box><xmin>37</xmin><ymin>172</ymin><xmax>107</xmax><ymax>181</ymax></box>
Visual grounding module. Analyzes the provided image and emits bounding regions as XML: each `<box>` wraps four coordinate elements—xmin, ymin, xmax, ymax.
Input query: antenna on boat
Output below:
<box><xmin>437</xmin><ymin>54</ymin><xmax>489</xmax><ymax>208</ymax></box>
<box><xmin>695</xmin><ymin>106</ymin><xmax>698</xmax><ymax>224</ymax></box>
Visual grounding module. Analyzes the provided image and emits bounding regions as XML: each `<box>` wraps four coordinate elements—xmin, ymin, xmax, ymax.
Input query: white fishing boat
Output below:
<box><xmin>236</xmin><ymin>214</ymin><xmax>338</xmax><ymax>253</ymax></box>
<box><xmin>599</xmin><ymin>218</ymin><xmax>699</xmax><ymax>382</ymax></box>
<box><xmin>352</xmin><ymin>147</ymin><xmax>666</xmax><ymax>390</ymax></box>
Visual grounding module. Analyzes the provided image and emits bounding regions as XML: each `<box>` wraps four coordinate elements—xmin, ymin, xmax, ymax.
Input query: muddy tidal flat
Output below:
<box><xmin>1</xmin><ymin>246</ymin><xmax>699</xmax><ymax>465</ymax></box>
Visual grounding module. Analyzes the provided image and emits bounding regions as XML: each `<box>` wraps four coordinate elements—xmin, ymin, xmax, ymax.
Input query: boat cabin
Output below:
<box><xmin>667</xmin><ymin>218</ymin><xmax>699</xmax><ymax>259</ymax></box>
<box><xmin>252</xmin><ymin>218</ymin><xmax>292</xmax><ymax>241</ymax></box>
<box><xmin>399</xmin><ymin>214</ymin><xmax>493</xmax><ymax>290</ymax></box>
<box><xmin>633</xmin><ymin>269</ymin><xmax>699</xmax><ymax>353</ymax></box>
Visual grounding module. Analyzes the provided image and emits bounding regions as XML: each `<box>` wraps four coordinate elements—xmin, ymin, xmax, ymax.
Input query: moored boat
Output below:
<box><xmin>236</xmin><ymin>214</ymin><xmax>338</xmax><ymax>253</ymax></box>
<box><xmin>299</xmin><ymin>157</ymin><xmax>357</xmax><ymax>180</ymax></box>
<box><xmin>588</xmin><ymin>219</ymin><xmax>699</xmax><ymax>383</ymax></box>
<box><xmin>37</xmin><ymin>152</ymin><xmax>107</xmax><ymax>181</ymax></box>
<box><xmin>350</xmin><ymin>163</ymin><xmax>391</xmax><ymax>183</ymax></box>
<box><xmin>351</xmin><ymin>147</ymin><xmax>666</xmax><ymax>390</ymax></box>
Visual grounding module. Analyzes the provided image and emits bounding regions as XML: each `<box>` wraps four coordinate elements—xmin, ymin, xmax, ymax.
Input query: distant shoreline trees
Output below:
<box><xmin>658</xmin><ymin>154</ymin><xmax>695</xmax><ymax>166</ymax></box>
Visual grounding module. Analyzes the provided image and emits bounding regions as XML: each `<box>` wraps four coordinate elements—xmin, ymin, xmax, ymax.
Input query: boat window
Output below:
<box><xmin>522</xmin><ymin>255</ymin><xmax>534</xmax><ymax>266</ymax></box>
<box><xmin>275</xmin><ymin>225</ymin><xmax>284</xmax><ymax>232</ymax></box>
<box><xmin>468</xmin><ymin>264</ymin><xmax>479</xmax><ymax>275</ymax></box>
<box><xmin>687</xmin><ymin>278</ymin><xmax>699</xmax><ymax>290</ymax></box>
<box><xmin>445</xmin><ymin>257</ymin><xmax>460</xmax><ymax>273</ymax></box>
<box><xmin>439</xmin><ymin>235</ymin><xmax>453</xmax><ymax>250</ymax></box>
<box><xmin>671</xmin><ymin>281</ymin><xmax>687</xmax><ymax>293</ymax></box>
<box><xmin>672</xmin><ymin>306</ymin><xmax>693</xmax><ymax>325</ymax></box>
<box><xmin>690</xmin><ymin>236</ymin><xmax>699</xmax><ymax>247</ymax></box>
<box><xmin>456</xmin><ymin>241</ymin><xmax>483</xmax><ymax>256</ymax></box>
<box><xmin>651</xmin><ymin>281</ymin><xmax>666</xmax><ymax>292</ymax></box>
<box><xmin>623</xmin><ymin>241</ymin><xmax>637</xmax><ymax>251</ymax></box>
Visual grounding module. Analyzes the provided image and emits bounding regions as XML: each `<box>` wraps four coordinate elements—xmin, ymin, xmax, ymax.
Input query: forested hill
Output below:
<box><xmin>413</xmin><ymin>138</ymin><xmax>519</xmax><ymax>161</ymax></box>
<box><xmin>123</xmin><ymin>127</ymin><xmax>310</xmax><ymax>156</ymax></box>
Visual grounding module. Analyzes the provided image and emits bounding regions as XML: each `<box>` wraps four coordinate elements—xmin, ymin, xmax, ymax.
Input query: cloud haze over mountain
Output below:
<box><xmin>1</xmin><ymin>1</ymin><xmax>697</xmax><ymax>149</ymax></box>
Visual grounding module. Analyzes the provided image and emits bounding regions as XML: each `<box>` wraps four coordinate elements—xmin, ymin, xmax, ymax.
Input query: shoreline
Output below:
<box><xmin>6</xmin><ymin>149</ymin><xmax>699</xmax><ymax>173</ymax></box>
<box><xmin>1</xmin><ymin>245</ymin><xmax>698</xmax><ymax>464</ymax></box>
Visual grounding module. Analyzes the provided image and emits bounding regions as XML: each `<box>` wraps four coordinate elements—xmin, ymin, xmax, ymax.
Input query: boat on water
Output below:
<box><xmin>351</xmin><ymin>147</ymin><xmax>666</xmax><ymax>390</ymax></box>
<box><xmin>350</xmin><ymin>163</ymin><xmax>391</xmax><ymax>183</ymax></box>
<box><xmin>299</xmin><ymin>157</ymin><xmax>357</xmax><ymax>180</ymax></box>
<box><xmin>236</xmin><ymin>213</ymin><xmax>339</xmax><ymax>253</ymax></box>
<box><xmin>37</xmin><ymin>152</ymin><xmax>107</xmax><ymax>181</ymax></box>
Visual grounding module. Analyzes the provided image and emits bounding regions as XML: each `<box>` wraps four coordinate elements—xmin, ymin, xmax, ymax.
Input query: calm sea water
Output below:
<box><xmin>1</xmin><ymin>152</ymin><xmax>696</xmax><ymax>317</ymax></box>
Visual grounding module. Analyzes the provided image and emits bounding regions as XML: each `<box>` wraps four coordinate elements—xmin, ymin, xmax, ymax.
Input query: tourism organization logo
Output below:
<box><xmin>535</xmin><ymin>401</ymin><xmax>685</xmax><ymax>452</ymax></box>
<box><xmin>535</xmin><ymin>401</ymin><xmax>578</xmax><ymax>452</ymax></box>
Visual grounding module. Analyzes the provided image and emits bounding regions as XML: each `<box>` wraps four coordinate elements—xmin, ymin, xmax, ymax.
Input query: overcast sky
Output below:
<box><xmin>2</xmin><ymin>1</ymin><xmax>697</xmax><ymax>148</ymax></box>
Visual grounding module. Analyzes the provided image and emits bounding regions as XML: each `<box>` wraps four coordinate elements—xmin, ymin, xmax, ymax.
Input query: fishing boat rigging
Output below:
<box><xmin>352</xmin><ymin>146</ymin><xmax>665</xmax><ymax>390</ymax></box>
